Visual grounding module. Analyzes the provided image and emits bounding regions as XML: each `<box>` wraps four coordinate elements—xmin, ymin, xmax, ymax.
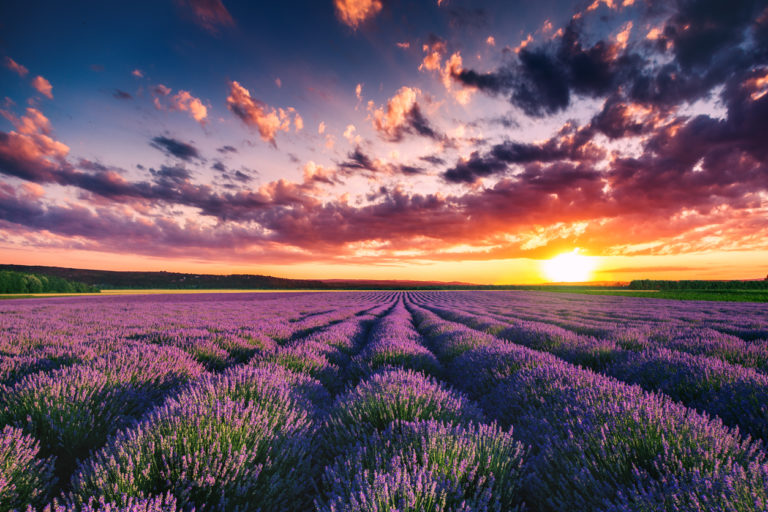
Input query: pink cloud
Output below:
<box><xmin>31</xmin><ymin>76</ymin><xmax>53</xmax><ymax>99</ymax></box>
<box><xmin>226</xmin><ymin>80</ymin><xmax>300</xmax><ymax>145</ymax></box>
<box><xmin>0</xmin><ymin>107</ymin><xmax>70</xmax><ymax>183</ymax></box>
<box><xmin>170</xmin><ymin>90</ymin><xmax>208</xmax><ymax>125</ymax></box>
<box><xmin>151</xmin><ymin>85</ymin><xmax>208</xmax><ymax>125</ymax></box>
<box><xmin>4</xmin><ymin>57</ymin><xmax>28</xmax><ymax>77</ymax></box>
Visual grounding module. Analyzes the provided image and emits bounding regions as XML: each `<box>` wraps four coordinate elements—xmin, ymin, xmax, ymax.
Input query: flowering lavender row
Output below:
<box><xmin>314</xmin><ymin>296</ymin><xmax>528</xmax><ymax>511</ymax></box>
<box><xmin>411</xmin><ymin>294</ymin><xmax>768</xmax><ymax>444</ymax></box>
<box><xmin>405</xmin><ymin>299</ymin><xmax>768</xmax><ymax>511</ymax></box>
<box><xmin>67</xmin><ymin>365</ymin><xmax>325</xmax><ymax>511</ymax></box>
<box><xmin>346</xmin><ymin>301</ymin><xmax>444</xmax><ymax>382</ymax></box>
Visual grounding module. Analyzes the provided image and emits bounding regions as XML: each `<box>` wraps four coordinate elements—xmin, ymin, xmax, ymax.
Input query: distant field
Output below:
<box><xmin>4</xmin><ymin>287</ymin><xmax>768</xmax><ymax>302</ymax></box>
<box><xmin>553</xmin><ymin>288</ymin><xmax>768</xmax><ymax>302</ymax></box>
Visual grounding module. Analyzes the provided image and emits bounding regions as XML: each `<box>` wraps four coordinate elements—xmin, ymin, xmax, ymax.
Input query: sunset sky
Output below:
<box><xmin>1</xmin><ymin>0</ymin><xmax>767</xmax><ymax>283</ymax></box>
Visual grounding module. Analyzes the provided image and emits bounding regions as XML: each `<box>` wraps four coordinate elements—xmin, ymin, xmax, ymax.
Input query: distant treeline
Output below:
<box><xmin>0</xmin><ymin>265</ymin><xmax>327</xmax><ymax>290</ymax></box>
<box><xmin>629</xmin><ymin>279</ymin><xmax>768</xmax><ymax>290</ymax></box>
<box><xmin>0</xmin><ymin>270</ymin><xmax>100</xmax><ymax>294</ymax></box>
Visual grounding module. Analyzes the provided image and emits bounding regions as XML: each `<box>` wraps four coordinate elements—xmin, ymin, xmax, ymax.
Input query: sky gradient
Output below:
<box><xmin>1</xmin><ymin>0</ymin><xmax>767</xmax><ymax>283</ymax></box>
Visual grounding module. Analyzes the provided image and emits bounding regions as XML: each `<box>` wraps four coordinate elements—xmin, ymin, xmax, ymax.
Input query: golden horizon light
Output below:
<box><xmin>542</xmin><ymin>250</ymin><xmax>597</xmax><ymax>283</ymax></box>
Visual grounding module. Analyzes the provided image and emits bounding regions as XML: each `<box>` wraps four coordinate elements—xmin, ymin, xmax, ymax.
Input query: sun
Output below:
<box><xmin>542</xmin><ymin>250</ymin><xmax>596</xmax><ymax>283</ymax></box>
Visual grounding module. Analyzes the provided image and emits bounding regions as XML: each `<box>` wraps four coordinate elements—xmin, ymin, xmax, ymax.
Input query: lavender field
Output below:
<box><xmin>1</xmin><ymin>291</ymin><xmax>768</xmax><ymax>511</ymax></box>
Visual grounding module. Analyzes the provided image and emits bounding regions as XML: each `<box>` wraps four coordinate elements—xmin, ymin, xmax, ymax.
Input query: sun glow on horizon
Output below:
<box><xmin>542</xmin><ymin>250</ymin><xmax>597</xmax><ymax>282</ymax></box>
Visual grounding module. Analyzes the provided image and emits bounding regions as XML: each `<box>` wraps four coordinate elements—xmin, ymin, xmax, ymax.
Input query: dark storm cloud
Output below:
<box><xmin>443</xmin><ymin>123</ymin><xmax>600</xmax><ymax>183</ymax></box>
<box><xmin>398</xmin><ymin>165</ymin><xmax>424</xmax><ymax>175</ymax></box>
<box><xmin>339</xmin><ymin>147</ymin><xmax>376</xmax><ymax>172</ymax></box>
<box><xmin>419</xmin><ymin>155</ymin><xmax>445</xmax><ymax>166</ymax></box>
<box><xmin>406</xmin><ymin>105</ymin><xmax>441</xmax><ymax>140</ymax></box>
<box><xmin>150</xmin><ymin>136</ymin><xmax>202</xmax><ymax>162</ymax></box>
<box><xmin>455</xmin><ymin>0</ymin><xmax>767</xmax><ymax>116</ymax></box>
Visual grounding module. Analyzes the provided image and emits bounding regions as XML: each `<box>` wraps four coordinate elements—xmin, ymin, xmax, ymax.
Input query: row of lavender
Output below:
<box><xmin>408</xmin><ymin>291</ymin><xmax>768</xmax><ymax>445</ymax></box>
<box><xmin>2</xmin><ymin>290</ymin><xmax>767</xmax><ymax>511</ymax></box>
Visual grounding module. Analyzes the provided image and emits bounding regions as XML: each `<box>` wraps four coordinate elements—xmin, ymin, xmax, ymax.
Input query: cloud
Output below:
<box><xmin>343</xmin><ymin>124</ymin><xmax>361</xmax><ymax>144</ymax></box>
<box><xmin>113</xmin><ymin>89</ymin><xmax>133</xmax><ymax>100</ymax></box>
<box><xmin>216</xmin><ymin>145</ymin><xmax>237</xmax><ymax>153</ymax></box>
<box><xmin>339</xmin><ymin>146</ymin><xmax>376</xmax><ymax>173</ymax></box>
<box><xmin>176</xmin><ymin>0</ymin><xmax>234</xmax><ymax>34</ymax></box>
<box><xmin>154</xmin><ymin>84</ymin><xmax>171</xmax><ymax>96</ymax></box>
<box><xmin>334</xmin><ymin>0</ymin><xmax>382</xmax><ymax>29</ymax></box>
<box><xmin>226</xmin><ymin>80</ymin><xmax>300</xmax><ymax>145</ymax></box>
<box><xmin>170</xmin><ymin>90</ymin><xmax>208</xmax><ymax>124</ymax></box>
<box><xmin>4</xmin><ymin>57</ymin><xmax>28</xmax><ymax>77</ymax></box>
<box><xmin>418</xmin><ymin>39</ymin><xmax>475</xmax><ymax>104</ymax></box>
<box><xmin>0</xmin><ymin>107</ymin><xmax>70</xmax><ymax>183</ymax></box>
<box><xmin>131</xmin><ymin>69</ymin><xmax>144</xmax><ymax>78</ymax></box>
<box><xmin>150</xmin><ymin>136</ymin><xmax>202</xmax><ymax>162</ymax></box>
<box><xmin>31</xmin><ymin>76</ymin><xmax>53</xmax><ymax>99</ymax></box>
<box><xmin>152</xmin><ymin>86</ymin><xmax>208</xmax><ymax>125</ymax></box>
<box><xmin>369</xmin><ymin>86</ymin><xmax>443</xmax><ymax>142</ymax></box>
<box><xmin>303</xmin><ymin>161</ymin><xmax>340</xmax><ymax>185</ymax></box>
<box><xmin>457</xmin><ymin>0</ymin><xmax>767</xmax><ymax>117</ymax></box>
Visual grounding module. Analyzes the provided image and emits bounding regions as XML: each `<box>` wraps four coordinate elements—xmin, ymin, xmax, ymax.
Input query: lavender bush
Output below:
<box><xmin>70</xmin><ymin>396</ymin><xmax>315</xmax><ymax>511</ymax></box>
<box><xmin>0</xmin><ymin>425</ymin><xmax>56</xmax><ymax>511</ymax></box>
<box><xmin>317</xmin><ymin>420</ymin><xmax>526</xmax><ymax>512</ymax></box>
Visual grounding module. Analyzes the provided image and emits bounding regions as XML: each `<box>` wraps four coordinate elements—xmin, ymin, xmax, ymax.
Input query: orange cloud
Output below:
<box><xmin>486</xmin><ymin>36</ymin><xmax>496</xmax><ymax>46</ymax></box>
<box><xmin>615</xmin><ymin>21</ymin><xmax>633</xmax><ymax>50</ymax></box>
<box><xmin>343</xmin><ymin>124</ymin><xmax>361</xmax><ymax>144</ymax></box>
<box><xmin>170</xmin><ymin>90</ymin><xmax>208</xmax><ymax>124</ymax></box>
<box><xmin>4</xmin><ymin>57</ymin><xmax>28</xmax><ymax>77</ymax></box>
<box><xmin>226</xmin><ymin>80</ymin><xmax>300</xmax><ymax>145</ymax></box>
<box><xmin>370</xmin><ymin>86</ymin><xmax>419</xmax><ymax>139</ymax></box>
<box><xmin>513</xmin><ymin>34</ymin><xmax>533</xmax><ymax>54</ymax></box>
<box><xmin>151</xmin><ymin>85</ymin><xmax>208</xmax><ymax>125</ymax></box>
<box><xmin>419</xmin><ymin>40</ymin><xmax>446</xmax><ymax>72</ymax></box>
<box><xmin>31</xmin><ymin>76</ymin><xmax>53</xmax><ymax>99</ymax></box>
<box><xmin>419</xmin><ymin>41</ymin><xmax>474</xmax><ymax>104</ymax></box>
<box><xmin>131</xmin><ymin>69</ymin><xmax>144</xmax><ymax>78</ymax></box>
<box><xmin>334</xmin><ymin>0</ymin><xmax>382</xmax><ymax>29</ymax></box>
